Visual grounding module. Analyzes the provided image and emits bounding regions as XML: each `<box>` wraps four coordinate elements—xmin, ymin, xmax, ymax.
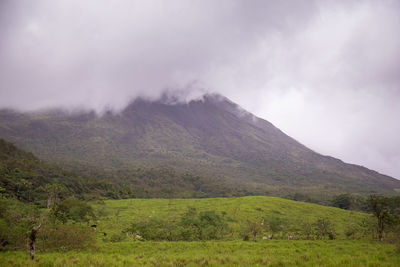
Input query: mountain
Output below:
<box><xmin>0</xmin><ymin>94</ymin><xmax>399</xmax><ymax>199</ymax></box>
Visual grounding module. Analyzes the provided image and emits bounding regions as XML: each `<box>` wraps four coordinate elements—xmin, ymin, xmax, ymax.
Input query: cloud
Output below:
<box><xmin>0</xmin><ymin>0</ymin><xmax>399</xmax><ymax>178</ymax></box>
<box><xmin>0</xmin><ymin>0</ymin><xmax>318</xmax><ymax>110</ymax></box>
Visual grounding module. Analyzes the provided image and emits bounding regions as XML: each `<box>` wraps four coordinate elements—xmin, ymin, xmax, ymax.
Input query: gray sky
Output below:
<box><xmin>0</xmin><ymin>0</ymin><xmax>399</xmax><ymax>179</ymax></box>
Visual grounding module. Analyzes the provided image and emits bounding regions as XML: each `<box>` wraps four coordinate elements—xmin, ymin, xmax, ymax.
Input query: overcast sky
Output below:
<box><xmin>0</xmin><ymin>0</ymin><xmax>399</xmax><ymax>179</ymax></box>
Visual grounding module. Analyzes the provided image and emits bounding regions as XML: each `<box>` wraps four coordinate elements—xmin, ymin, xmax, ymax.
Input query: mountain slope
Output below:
<box><xmin>0</xmin><ymin>94</ymin><xmax>399</xmax><ymax>197</ymax></box>
<box><xmin>0</xmin><ymin>138</ymin><xmax>136</xmax><ymax>201</ymax></box>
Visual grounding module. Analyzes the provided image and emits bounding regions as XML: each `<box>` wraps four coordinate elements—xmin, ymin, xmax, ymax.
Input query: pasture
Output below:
<box><xmin>1</xmin><ymin>196</ymin><xmax>399</xmax><ymax>266</ymax></box>
<box><xmin>1</xmin><ymin>240</ymin><xmax>398</xmax><ymax>266</ymax></box>
<box><xmin>93</xmin><ymin>196</ymin><xmax>368</xmax><ymax>239</ymax></box>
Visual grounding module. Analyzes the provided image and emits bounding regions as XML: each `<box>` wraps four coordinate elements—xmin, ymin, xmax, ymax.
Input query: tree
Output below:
<box><xmin>36</xmin><ymin>222</ymin><xmax>95</xmax><ymax>251</ymax></box>
<box><xmin>44</xmin><ymin>182</ymin><xmax>67</xmax><ymax>209</ymax></box>
<box><xmin>29</xmin><ymin>201</ymin><xmax>51</xmax><ymax>259</ymax></box>
<box><xmin>197</xmin><ymin>210</ymin><xmax>228</xmax><ymax>240</ymax></box>
<box><xmin>0</xmin><ymin>198</ymin><xmax>38</xmax><ymax>250</ymax></box>
<box><xmin>246</xmin><ymin>220</ymin><xmax>264</xmax><ymax>241</ymax></box>
<box><xmin>53</xmin><ymin>197</ymin><xmax>95</xmax><ymax>223</ymax></box>
<box><xmin>313</xmin><ymin>218</ymin><xmax>335</xmax><ymax>240</ymax></box>
<box><xmin>266</xmin><ymin>216</ymin><xmax>287</xmax><ymax>239</ymax></box>
<box><xmin>29</xmin><ymin>217</ymin><xmax>44</xmax><ymax>259</ymax></box>
<box><xmin>241</xmin><ymin>219</ymin><xmax>265</xmax><ymax>241</ymax></box>
<box><xmin>179</xmin><ymin>208</ymin><xmax>228</xmax><ymax>240</ymax></box>
<box><xmin>331</xmin><ymin>194</ymin><xmax>353</xmax><ymax>210</ymax></box>
<box><xmin>300</xmin><ymin>221</ymin><xmax>314</xmax><ymax>240</ymax></box>
<box><xmin>29</xmin><ymin>182</ymin><xmax>63</xmax><ymax>259</ymax></box>
<box><xmin>366</xmin><ymin>194</ymin><xmax>397</xmax><ymax>241</ymax></box>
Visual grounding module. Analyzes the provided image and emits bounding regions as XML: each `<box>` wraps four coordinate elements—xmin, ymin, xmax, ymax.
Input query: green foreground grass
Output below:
<box><xmin>1</xmin><ymin>240</ymin><xmax>399</xmax><ymax>266</ymax></box>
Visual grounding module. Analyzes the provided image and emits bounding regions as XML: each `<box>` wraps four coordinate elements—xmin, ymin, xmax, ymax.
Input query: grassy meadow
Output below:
<box><xmin>1</xmin><ymin>240</ymin><xmax>399</xmax><ymax>266</ymax></box>
<box><xmin>1</xmin><ymin>196</ymin><xmax>399</xmax><ymax>266</ymax></box>
<box><xmin>94</xmin><ymin>196</ymin><xmax>368</xmax><ymax>239</ymax></box>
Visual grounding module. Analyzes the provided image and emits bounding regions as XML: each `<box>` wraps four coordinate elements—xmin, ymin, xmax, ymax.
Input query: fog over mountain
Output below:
<box><xmin>0</xmin><ymin>0</ymin><xmax>399</xmax><ymax>178</ymax></box>
<box><xmin>1</xmin><ymin>94</ymin><xmax>399</xmax><ymax>198</ymax></box>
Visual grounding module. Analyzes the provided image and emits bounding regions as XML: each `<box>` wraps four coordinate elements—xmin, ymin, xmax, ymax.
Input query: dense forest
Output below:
<box><xmin>0</xmin><ymin>138</ymin><xmax>136</xmax><ymax>203</ymax></box>
<box><xmin>0</xmin><ymin>138</ymin><xmax>267</xmax><ymax>202</ymax></box>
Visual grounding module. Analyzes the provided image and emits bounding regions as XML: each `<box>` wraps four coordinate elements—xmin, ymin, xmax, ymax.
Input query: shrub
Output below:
<box><xmin>240</xmin><ymin>219</ymin><xmax>265</xmax><ymax>241</ymax></box>
<box><xmin>0</xmin><ymin>198</ymin><xmax>38</xmax><ymax>250</ymax></box>
<box><xmin>124</xmin><ymin>218</ymin><xmax>176</xmax><ymax>241</ymax></box>
<box><xmin>299</xmin><ymin>221</ymin><xmax>314</xmax><ymax>240</ymax></box>
<box><xmin>180</xmin><ymin>209</ymin><xmax>229</xmax><ymax>240</ymax></box>
<box><xmin>110</xmin><ymin>233</ymin><xmax>124</xmax><ymax>242</ymax></box>
<box><xmin>53</xmin><ymin>197</ymin><xmax>95</xmax><ymax>223</ymax></box>
<box><xmin>313</xmin><ymin>218</ymin><xmax>336</xmax><ymax>240</ymax></box>
<box><xmin>37</xmin><ymin>222</ymin><xmax>95</xmax><ymax>251</ymax></box>
<box><xmin>265</xmin><ymin>216</ymin><xmax>288</xmax><ymax>239</ymax></box>
<box><xmin>124</xmin><ymin>208</ymin><xmax>229</xmax><ymax>241</ymax></box>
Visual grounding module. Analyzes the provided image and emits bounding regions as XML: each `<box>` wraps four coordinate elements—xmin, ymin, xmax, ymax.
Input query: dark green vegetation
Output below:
<box><xmin>0</xmin><ymin>138</ymin><xmax>135</xmax><ymax>202</ymax></box>
<box><xmin>0</xmin><ymin>197</ymin><xmax>96</xmax><ymax>251</ymax></box>
<box><xmin>1</xmin><ymin>94</ymin><xmax>399</xmax><ymax>199</ymax></box>
<box><xmin>366</xmin><ymin>194</ymin><xmax>400</xmax><ymax>241</ymax></box>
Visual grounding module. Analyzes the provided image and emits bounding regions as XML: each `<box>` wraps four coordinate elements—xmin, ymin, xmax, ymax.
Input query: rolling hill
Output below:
<box><xmin>94</xmin><ymin>196</ymin><xmax>369</xmax><ymax>239</ymax></box>
<box><xmin>0</xmin><ymin>93</ymin><xmax>399</xmax><ymax>198</ymax></box>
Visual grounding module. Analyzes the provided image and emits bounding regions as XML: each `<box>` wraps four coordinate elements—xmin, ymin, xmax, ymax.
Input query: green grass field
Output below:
<box><xmin>93</xmin><ymin>196</ymin><xmax>368</xmax><ymax>239</ymax></box>
<box><xmin>2</xmin><ymin>196</ymin><xmax>399</xmax><ymax>266</ymax></box>
<box><xmin>1</xmin><ymin>240</ymin><xmax>399</xmax><ymax>266</ymax></box>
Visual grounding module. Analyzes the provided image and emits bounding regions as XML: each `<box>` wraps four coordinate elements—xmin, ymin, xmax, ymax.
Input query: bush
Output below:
<box><xmin>110</xmin><ymin>233</ymin><xmax>124</xmax><ymax>243</ymax></box>
<box><xmin>241</xmin><ymin>220</ymin><xmax>264</xmax><ymax>241</ymax></box>
<box><xmin>344</xmin><ymin>224</ymin><xmax>359</xmax><ymax>239</ymax></box>
<box><xmin>313</xmin><ymin>218</ymin><xmax>336</xmax><ymax>240</ymax></box>
<box><xmin>331</xmin><ymin>194</ymin><xmax>353</xmax><ymax>210</ymax></box>
<box><xmin>299</xmin><ymin>221</ymin><xmax>314</xmax><ymax>240</ymax></box>
<box><xmin>53</xmin><ymin>197</ymin><xmax>95</xmax><ymax>223</ymax></box>
<box><xmin>180</xmin><ymin>209</ymin><xmax>229</xmax><ymax>240</ymax></box>
<box><xmin>37</xmin><ymin>222</ymin><xmax>96</xmax><ymax>251</ymax></box>
<box><xmin>124</xmin><ymin>208</ymin><xmax>229</xmax><ymax>241</ymax></box>
<box><xmin>125</xmin><ymin>218</ymin><xmax>176</xmax><ymax>241</ymax></box>
<box><xmin>0</xmin><ymin>198</ymin><xmax>38</xmax><ymax>250</ymax></box>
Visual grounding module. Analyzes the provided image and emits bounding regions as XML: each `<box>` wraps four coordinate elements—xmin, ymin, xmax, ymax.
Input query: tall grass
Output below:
<box><xmin>1</xmin><ymin>240</ymin><xmax>398</xmax><ymax>266</ymax></box>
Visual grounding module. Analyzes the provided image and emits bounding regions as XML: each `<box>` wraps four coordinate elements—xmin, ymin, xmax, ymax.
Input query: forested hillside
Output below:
<box><xmin>0</xmin><ymin>139</ymin><xmax>264</xmax><ymax>200</ymax></box>
<box><xmin>0</xmin><ymin>139</ymin><xmax>134</xmax><ymax>202</ymax></box>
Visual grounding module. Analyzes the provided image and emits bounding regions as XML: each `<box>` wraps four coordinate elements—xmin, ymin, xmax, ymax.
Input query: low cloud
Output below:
<box><xmin>0</xmin><ymin>0</ymin><xmax>399</xmax><ymax>178</ymax></box>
